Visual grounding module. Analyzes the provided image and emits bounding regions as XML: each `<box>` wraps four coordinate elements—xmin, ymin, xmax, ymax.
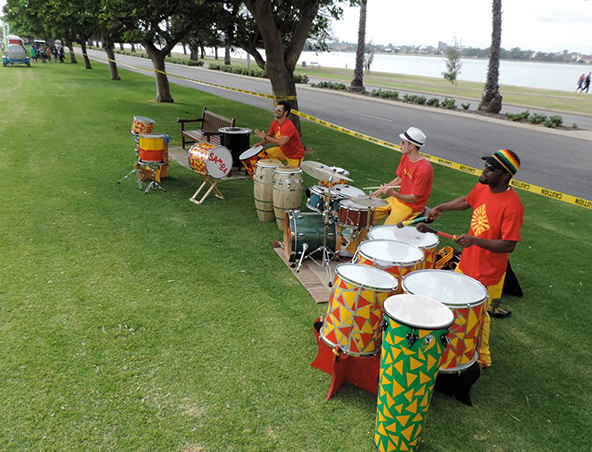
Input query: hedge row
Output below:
<box><xmin>209</xmin><ymin>63</ymin><xmax>309</xmax><ymax>84</ymax></box>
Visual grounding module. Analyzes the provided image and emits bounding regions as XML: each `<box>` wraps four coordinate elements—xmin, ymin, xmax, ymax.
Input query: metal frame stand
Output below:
<box><xmin>189</xmin><ymin>173</ymin><xmax>225</xmax><ymax>205</ymax></box>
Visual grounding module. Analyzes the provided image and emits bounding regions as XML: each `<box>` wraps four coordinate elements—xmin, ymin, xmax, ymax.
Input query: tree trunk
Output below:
<box><xmin>224</xmin><ymin>45</ymin><xmax>231</xmax><ymax>65</ymax></box>
<box><xmin>190</xmin><ymin>45</ymin><xmax>198</xmax><ymax>61</ymax></box>
<box><xmin>478</xmin><ymin>0</ymin><xmax>503</xmax><ymax>113</ymax></box>
<box><xmin>182</xmin><ymin>43</ymin><xmax>187</xmax><ymax>55</ymax></box>
<box><xmin>102</xmin><ymin>26</ymin><xmax>120</xmax><ymax>80</ymax></box>
<box><xmin>200</xmin><ymin>44</ymin><xmax>205</xmax><ymax>59</ymax></box>
<box><xmin>350</xmin><ymin>0</ymin><xmax>367</xmax><ymax>92</ymax></box>
<box><xmin>266</xmin><ymin>59</ymin><xmax>302</xmax><ymax>135</ymax></box>
<box><xmin>214</xmin><ymin>47</ymin><xmax>218</xmax><ymax>59</ymax></box>
<box><xmin>119</xmin><ymin>43</ymin><xmax>124</xmax><ymax>51</ymax></box>
<box><xmin>131</xmin><ymin>43</ymin><xmax>136</xmax><ymax>52</ymax></box>
<box><xmin>144</xmin><ymin>43</ymin><xmax>174</xmax><ymax>103</ymax></box>
<box><xmin>66</xmin><ymin>40</ymin><xmax>77</xmax><ymax>63</ymax></box>
<box><xmin>80</xmin><ymin>41</ymin><xmax>93</xmax><ymax>69</ymax></box>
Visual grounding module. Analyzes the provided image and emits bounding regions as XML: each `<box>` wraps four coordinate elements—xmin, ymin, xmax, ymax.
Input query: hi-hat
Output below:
<box><xmin>301</xmin><ymin>161</ymin><xmax>353</xmax><ymax>183</ymax></box>
<box><xmin>349</xmin><ymin>195</ymin><xmax>388</xmax><ymax>208</ymax></box>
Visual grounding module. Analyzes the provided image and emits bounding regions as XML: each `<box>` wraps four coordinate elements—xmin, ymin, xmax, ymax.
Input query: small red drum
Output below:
<box><xmin>239</xmin><ymin>145</ymin><xmax>268</xmax><ymax>179</ymax></box>
<box><xmin>138</xmin><ymin>134</ymin><xmax>166</xmax><ymax>162</ymax></box>
<box><xmin>338</xmin><ymin>199</ymin><xmax>375</xmax><ymax>229</ymax></box>
<box><xmin>318</xmin><ymin>166</ymin><xmax>350</xmax><ymax>188</ymax></box>
<box><xmin>354</xmin><ymin>239</ymin><xmax>424</xmax><ymax>289</ymax></box>
<box><xmin>368</xmin><ymin>225</ymin><xmax>440</xmax><ymax>269</ymax></box>
<box><xmin>131</xmin><ymin>116</ymin><xmax>155</xmax><ymax>135</ymax></box>
<box><xmin>188</xmin><ymin>141</ymin><xmax>233</xmax><ymax>179</ymax></box>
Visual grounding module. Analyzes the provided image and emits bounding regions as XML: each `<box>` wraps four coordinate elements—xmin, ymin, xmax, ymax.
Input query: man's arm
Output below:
<box><xmin>427</xmin><ymin>196</ymin><xmax>470</xmax><ymax>219</ymax></box>
<box><xmin>453</xmin><ymin>236</ymin><xmax>517</xmax><ymax>253</ymax></box>
<box><xmin>371</xmin><ymin>177</ymin><xmax>402</xmax><ymax>198</ymax></box>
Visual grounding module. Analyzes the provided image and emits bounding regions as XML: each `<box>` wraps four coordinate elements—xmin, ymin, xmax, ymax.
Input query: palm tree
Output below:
<box><xmin>350</xmin><ymin>0</ymin><xmax>367</xmax><ymax>93</ymax></box>
<box><xmin>478</xmin><ymin>0</ymin><xmax>503</xmax><ymax>113</ymax></box>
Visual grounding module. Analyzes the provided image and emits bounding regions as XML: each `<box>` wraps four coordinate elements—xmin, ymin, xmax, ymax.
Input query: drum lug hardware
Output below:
<box><xmin>440</xmin><ymin>334</ymin><xmax>451</xmax><ymax>347</ymax></box>
<box><xmin>423</xmin><ymin>335</ymin><xmax>435</xmax><ymax>347</ymax></box>
<box><xmin>381</xmin><ymin>319</ymin><xmax>389</xmax><ymax>331</ymax></box>
<box><xmin>406</xmin><ymin>329</ymin><xmax>419</xmax><ymax>348</ymax></box>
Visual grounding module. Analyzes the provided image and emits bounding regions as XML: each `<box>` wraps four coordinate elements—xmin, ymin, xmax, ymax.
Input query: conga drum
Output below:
<box><xmin>253</xmin><ymin>159</ymin><xmax>281</xmax><ymax>222</ymax></box>
<box><xmin>273</xmin><ymin>166</ymin><xmax>304</xmax><ymax>231</ymax></box>
<box><xmin>402</xmin><ymin>270</ymin><xmax>488</xmax><ymax>372</ymax></box>
<box><xmin>284</xmin><ymin>211</ymin><xmax>340</xmax><ymax>262</ymax></box>
<box><xmin>131</xmin><ymin>116</ymin><xmax>154</xmax><ymax>135</ymax></box>
<box><xmin>354</xmin><ymin>240</ymin><xmax>424</xmax><ymax>289</ymax></box>
<box><xmin>239</xmin><ymin>145</ymin><xmax>268</xmax><ymax>179</ymax></box>
<box><xmin>375</xmin><ymin>294</ymin><xmax>454</xmax><ymax>452</ymax></box>
<box><xmin>320</xmin><ymin>264</ymin><xmax>399</xmax><ymax>357</ymax></box>
<box><xmin>368</xmin><ymin>225</ymin><xmax>439</xmax><ymax>269</ymax></box>
<box><xmin>188</xmin><ymin>141</ymin><xmax>233</xmax><ymax>179</ymax></box>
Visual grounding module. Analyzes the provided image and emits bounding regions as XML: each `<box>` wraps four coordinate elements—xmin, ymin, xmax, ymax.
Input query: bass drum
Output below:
<box><xmin>284</xmin><ymin>211</ymin><xmax>340</xmax><ymax>262</ymax></box>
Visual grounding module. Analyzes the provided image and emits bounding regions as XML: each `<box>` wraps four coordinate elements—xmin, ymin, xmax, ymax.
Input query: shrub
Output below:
<box><xmin>293</xmin><ymin>73</ymin><xmax>309</xmax><ymax>84</ymax></box>
<box><xmin>426</xmin><ymin>98</ymin><xmax>440</xmax><ymax>107</ymax></box>
<box><xmin>461</xmin><ymin>103</ymin><xmax>470</xmax><ymax>110</ymax></box>
<box><xmin>529</xmin><ymin>113</ymin><xmax>547</xmax><ymax>124</ymax></box>
<box><xmin>442</xmin><ymin>98</ymin><xmax>456</xmax><ymax>109</ymax></box>
<box><xmin>506</xmin><ymin>110</ymin><xmax>530</xmax><ymax>121</ymax></box>
<box><xmin>414</xmin><ymin>96</ymin><xmax>427</xmax><ymax>105</ymax></box>
<box><xmin>402</xmin><ymin>94</ymin><xmax>417</xmax><ymax>103</ymax></box>
<box><xmin>547</xmin><ymin>115</ymin><xmax>563</xmax><ymax>127</ymax></box>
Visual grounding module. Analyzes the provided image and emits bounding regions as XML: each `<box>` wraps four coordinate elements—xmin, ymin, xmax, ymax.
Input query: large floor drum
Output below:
<box><xmin>273</xmin><ymin>166</ymin><xmax>303</xmax><ymax>231</ymax></box>
<box><xmin>368</xmin><ymin>225</ymin><xmax>440</xmax><ymax>269</ymax></box>
<box><xmin>283</xmin><ymin>211</ymin><xmax>340</xmax><ymax>262</ymax></box>
<box><xmin>402</xmin><ymin>269</ymin><xmax>488</xmax><ymax>373</ymax></box>
<box><xmin>254</xmin><ymin>159</ymin><xmax>281</xmax><ymax>222</ymax></box>
<box><xmin>321</xmin><ymin>264</ymin><xmax>399</xmax><ymax>357</ymax></box>
<box><xmin>375</xmin><ymin>294</ymin><xmax>454</xmax><ymax>452</ymax></box>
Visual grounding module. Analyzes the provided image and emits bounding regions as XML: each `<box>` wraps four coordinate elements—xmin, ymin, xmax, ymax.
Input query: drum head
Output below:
<box><xmin>256</xmin><ymin>159</ymin><xmax>282</xmax><ymax>168</ymax></box>
<box><xmin>310</xmin><ymin>185</ymin><xmax>328</xmax><ymax>196</ymax></box>
<box><xmin>139</xmin><ymin>133</ymin><xmax>166</xmax><ymax>141</ymax></box>
<box><xmin>332</xmin><ymin>185</ymin><xmax>365</xmax><ymax>199</ymax></box>
<box><xmin>133</xmin><ymin>116</ymin><xmax>154</xmax><ymax>124</ymax></box>
<box><xmin>275</xmin><ymin>166</ymin><xmax>303</xmax><ymax>175</ymax></box>
<box><xmin>239</xmin><ymin>145</ymin><xmax>263</xmax><ymax>161</ymax></box>
<box><xmin>358</xmin><ymin>240</ymin><xmax>424</xmax><ymax>266</ymax></box>
<box><xmin>339</xmin><ymin>199</ymin><xmax>367</xmax><ymax>211</ymax></box>
<box><xmin>369</xmin><ymin>225</ymin><xmax>439</xmax><ymax>248</ymax></box>
<box><xmin>402</xmin><ymin>270</ymin><xmax>488</xmax><ymax>306</ymax></box>
<box><xmin>384</xmin><ymin>294</ymin><xmax>454</xmax><ymax>330</ymax></box>
<box><xmin>205</xmin><ymin>145</ymin><xmax>233</xmax><ymax>178</ymax></box>
<box><xmin>336</xmin><ymin>263</ymin><xmax>399</xmax><ymax>291</ymax></box>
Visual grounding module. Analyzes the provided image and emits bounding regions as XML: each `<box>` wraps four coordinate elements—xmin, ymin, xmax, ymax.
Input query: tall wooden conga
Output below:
<box><xmin>253</xmin><ymin>159</ymin><xmax>281</xmax><ymax>222</ymax></box>
<box><xmin>273</xmin><ymin>166</ymin><xmax>303</xmax><ymax>231</ymax></box>
<box><xmin>375</xmin><ymin>294</ymin><xmax>454</xmax><ymax>452</ymax></box>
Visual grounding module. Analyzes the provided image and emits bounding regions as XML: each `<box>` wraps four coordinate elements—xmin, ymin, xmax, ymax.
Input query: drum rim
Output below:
<box><xmin>368</xmin><ymin>225</ymin><xmax>440</xmax><ymax>248</ymax></box>
<box><xmin>339</xmin><ymin>199</ymin><xmax>372</xmax><ymax>211</ymax></box>
<box><xmin>358</xmin><ymin>240</ymin><xmax>425</xmax><ymax>267</ymax></box>
<box><xmin>133</xmin><ymin>116</ymin><xmax>154</xmax><ymax>123</ymax></box>
<box><xmin>256</xmin><ymin>159</ymin><xmax>282</xmax><ymax>168</ymax></box>
<box><xmin>275</xmin><ymin>166</ymin><xmax>303</xmax><ymax>174</ymax></box>
<box><xmin>437</xmin><ymin>354</ymin><xmax>479</xmax><ymax>373</ymax></box>
<box><xmin>335</xmin><ymin>263</ymin><xmax>399</xmax><ymax>292</ymax></box>
<box><xmin>204</xmin><ymin>146</ymin><xmax>233</xmax><ymax>178</ymax></box>
<box><xmin>401</xmin><ymin>269</ymin><xmax>488</xmax><ymax>306</ymax></box>
<box><xmin>239</xmin><ymin>145</ymin><xmax>264</xmax><ymax>160</ymax></box>
<box><xmin>384</xmin><ymin>294</ymin><xmax>455</xmax><ymax>330</ymax></box>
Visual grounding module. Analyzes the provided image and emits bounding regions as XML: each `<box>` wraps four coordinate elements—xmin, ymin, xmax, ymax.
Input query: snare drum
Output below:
<box><xmin>338</xmin><ymin>199</ymin><xmax>375</xmax><ymax>229</ymax></box>
<box><xmin>138</xmin><ymin>134</ymin><xmax>166</xmax><ymax>162</ymax></box>
<box><xmin>368</xmin><ymin>225</ymin><xmax>439</xmax><ymax>269</ymax></box>
<box><xmin>239</xmin><ymin>145</ymin><xmax>268</xmax><ymax>179</ymax></box>
<box><xmin>254</xmin><ymin>159</ymin><xmax>281</xmax><ymax>222</ymax></box>
<box><xmin>131</xmin><ymin>116</ymin><xmax>154</xmax><ymax>135</ymax></box>
<box><xmin>375</xmin><ymin>294</ymin><xmax>454</xmax><ymax>452</ymax></box>
<box><xmin>318</xmin><ymin>167</ymin><xmax>350</xmax><ymax>188</ymax></box>
<box><xmin>331</xmin><ymin>184</ymin><xmax>365</xmax><ymax>200</ymax></box>
<box><xmin>284</xmin><ymin>211</ymin><xmax>340</xmax><ymax>262</ymax></box>
<box><xmin>321</xmin><ymin>264</ymin><xmax>399</xmax><ymax>356</ymax></box>
<box><xmin>188</xmin><ymin>141</ymin><xmax>233</xmax><ymax>179</ymax></box>
<box><xmin>354</xmin><ymin>239</ymin><xmax>424</xmax><ymax>288</ymax></box>
<box><xmin>402</xmin><ymin>270</ymin><xmax>488</xmax><ymax>373</ymax></box>
<box><xmin>273</xmin><ymin>166</ymin><xmax>304</xmax><ymax>231</ymax></box>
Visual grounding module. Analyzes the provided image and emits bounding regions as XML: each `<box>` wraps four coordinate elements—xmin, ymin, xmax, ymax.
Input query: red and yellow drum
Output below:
<box><xmin>239</xmin><ymin>145</ymin><xmax>268</xmax><ymax>179</ymax></box>
<box><xmin>188</xmin><ymin>141</ymin><xmax>233</xmax><ymax>179</ymax></box>
<box><xmin>318</xmin><ymin>166</ymin><xmax>350</xmax><ymax>188</ymax></box>
<box><xmin>321</xmin><ymin>264</ymin><xmax>399</xmax><ymax>357</ymax></box>
<box><xmin>368</xmin><ymin>225</ymin><xmax>439</xmax><ymax>269</ymax></box>
<box><xmin>402</xmin><ymin>270</ymin><xmax>488</xmax><ymax>372</ymax></box>
<box><xmin>137</xmin><ymin>134</ymin><xmax>169</xmax><ymax>181</ymax></box>
<box><xmin>354</xmin><ymin>239</ymin><xmax>424</xmax><ymax>290</ymax></box>
<box><xmin>375</xmin><ymin>294</ymin><xmax>454</xmax><ymax>452</ymax></box>
<box><xmin>131</xmin><ymin>116</ymin><xmax>155</xmax><ymax>135</ymax></box>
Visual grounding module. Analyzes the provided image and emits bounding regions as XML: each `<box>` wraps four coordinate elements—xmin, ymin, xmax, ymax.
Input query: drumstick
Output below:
<box><xmin>363</xmin><ymin>185</ymin><xmax>400</xmax><ymax>190</ymax></box>
<box><xmin>416</xmin><ymin>222</ymin><xmax>457</xmax><ymax>240</ymax></box>
<box><xmin>396</xmin><ymin>216</ymin><xmax>433</xmax><ymax>228</ymax></box>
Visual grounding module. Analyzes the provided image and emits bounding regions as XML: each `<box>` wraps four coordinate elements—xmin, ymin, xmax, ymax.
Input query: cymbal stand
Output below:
<box><xmin>117</xmin><ymin>133</ymin><xmax>142</xmax><ymax>190</ymax></box>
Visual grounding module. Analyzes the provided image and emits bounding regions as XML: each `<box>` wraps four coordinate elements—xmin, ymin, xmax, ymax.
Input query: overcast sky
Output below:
<box><xmin>2</xmin><ymin>0</ymin><xmax>591</xmax><ymax>55</ymax></box>
<box><xmin>331</xmin><ymin>0</ymin><xmax>592</xmax><ymax>54</ymax></box>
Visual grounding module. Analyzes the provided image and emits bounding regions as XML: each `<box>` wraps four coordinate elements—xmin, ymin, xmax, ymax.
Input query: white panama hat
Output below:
<box><xmin>399</xmin><ymin>127</ymin><xmax>426</xmax><ymax>147</ymax></box>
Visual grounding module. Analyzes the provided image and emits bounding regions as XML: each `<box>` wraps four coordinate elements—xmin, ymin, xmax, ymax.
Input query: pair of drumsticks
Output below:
<box><xmin>396</xmin><ymin>216</ymin><xmax>457</xmax><ymax>240</ymax></box>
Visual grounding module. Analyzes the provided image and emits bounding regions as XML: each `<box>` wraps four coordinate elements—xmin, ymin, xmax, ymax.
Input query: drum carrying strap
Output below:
<box><xmin>435</xmin><ymin>246</ymin><xmax>460</xmax><ymax>270</ymax></box>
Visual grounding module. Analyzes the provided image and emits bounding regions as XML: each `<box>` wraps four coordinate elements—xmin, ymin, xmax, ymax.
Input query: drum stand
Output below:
<box><xmin>139</xmin><ymin>159</ymin><xmax>165</xmax><ymax>194</ymax></box>
<box><xmin>189</xmin><ymin>172</ymin><xmax>225</xmax><ymax>205</ymax></box>
<box><xmin>117</xmin><ymin>134</ymin><xmax>143</xmax><ymax>190</ymax></box>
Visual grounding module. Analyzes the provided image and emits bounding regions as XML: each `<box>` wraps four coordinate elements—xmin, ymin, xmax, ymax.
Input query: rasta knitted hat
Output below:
<box><xmin>482</xmin><ymin>149</ymin><xmax>520</xmax><ymax>176</ymax></box>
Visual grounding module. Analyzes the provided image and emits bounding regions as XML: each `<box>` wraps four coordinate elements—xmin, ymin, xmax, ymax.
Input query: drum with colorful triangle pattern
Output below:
<box><xmin>375</xmin><ymin>294</ymin><xmax>454</xmax><ymax>452</ymax></box>
<box><xmin>320</xmin><ymin>264</ymin><xmax>399</xmax><ymax>357</ymax></box>
<box><xmin>367</xmin><ymin>225</ymin><xmax>439</xmax><ymax>269</ymax></box>
<box><xmin>402</xmin><ymin>270</ymin><xmax>488</xmax><ymax>373</ymax></box>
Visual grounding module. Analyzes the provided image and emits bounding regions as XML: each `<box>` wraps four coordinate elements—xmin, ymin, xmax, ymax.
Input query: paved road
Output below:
<box><xmin>81</xmin><ymin>49</ymin><xmax>592</xmax><ymax>200</ymax></box>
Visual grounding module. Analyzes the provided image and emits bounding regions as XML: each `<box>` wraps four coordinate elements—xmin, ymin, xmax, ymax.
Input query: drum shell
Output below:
<box><xmin>254</xmin><ymin>160</ymin><xmax>281</xmax><ymax>222</ymax></box>
<box><xmin>283</xmin><ymin>211</ymin><xmax>340</xmax><ymax>262</ymax></box>
<box><xmin>338</xmin><ymin>201</ymin><xmax>375</xmax><ymax>229</ymax></box>
<box><xmin>188</xmin><ymin>142</ymin><xmax>232</xmax><ymax>178</ymax></box>
<box><xmin>137</xmin><ymin>134</ymin><xmax>169</xmax><ymax>180</ymax></box>
<box><xmin>321</xmin><ymin>264</ymin><xmax>399</xmax><ymax>357</ymax></box>
<box><xmin>138</xmin><ymin>135</ymin><xmax>166</xmax><ymax>162</ymax></box>
<box><xmin>241</xmin><ymin>148</ymin><xmax>268</xmax><ymax>179</ymax></box>
<box><xmin>368</xmin><ymin>225</ymin><xmax>439</xmax><ymax>269</ymax></box>
<box><xmin>401</xmin><ymin>269</ymin><xmax>488</xmax><ymax>373</ymax></box>
<box><xmin>273</xmin><ymin>167</ymin><xmax>303</xmax><ymax>231</ymax></box>
<box><xmin>131</xmin><ymin>116</ymin><xmax>154</xmax><ymax>135</ymax></box>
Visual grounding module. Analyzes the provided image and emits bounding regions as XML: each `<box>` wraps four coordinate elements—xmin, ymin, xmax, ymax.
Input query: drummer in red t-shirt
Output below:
<box><xmin>371</xmin><ymin>127</ymin><xmax>433</xmax><ymax>225</ymax></box>
<box><xmin>427</xmin><ymin>149</ymin><xmax>524</xmax><ymax>368</ymax></box>
<box><xmin>254</xmin><ymin>101</ymin><xmax>305</xmax><ymax>167</ymax></box>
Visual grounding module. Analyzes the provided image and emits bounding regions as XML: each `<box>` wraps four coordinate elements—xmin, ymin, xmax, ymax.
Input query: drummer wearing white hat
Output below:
<box><xmin>371</xmin><ymin>127</ymin><xmax>433</xmax><ymax>225</ymax></box>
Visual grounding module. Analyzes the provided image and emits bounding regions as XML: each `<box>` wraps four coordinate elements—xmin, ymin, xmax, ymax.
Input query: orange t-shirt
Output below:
<box><xmin>396</xmin><ymin>155</ymin><xmax>433</xmax><ymax>211</ymax></box>
<box><xmin>458</xmin><ymin>183</ymin><xmax>524</xmax><ymax>286</ymax></box>
<box><xmin>268</xmin><ymin>118</ymin><xmax>305</xmax><ymax>160</ymax></box>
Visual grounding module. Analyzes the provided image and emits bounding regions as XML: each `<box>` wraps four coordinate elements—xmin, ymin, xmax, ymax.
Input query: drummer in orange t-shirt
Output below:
<box><xmin>371</xmin><ymin>127</ymin><xmax>433</xmax><ymax>225</ymax></box>
<box><xmin>427</xmin><ymin>149</ymin><xmax>524</xmax><ymax>368</ymax></box>
<box><xmin>254</xmin><ymin>101</ymin><xmax>305</xmax><ymax>167</ymax></box>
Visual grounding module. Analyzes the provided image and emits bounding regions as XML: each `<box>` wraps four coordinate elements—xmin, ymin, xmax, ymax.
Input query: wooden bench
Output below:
<box><xmin>177</xmin><ymin>107</ymin><xmax>236</xmax><ymax>149</ymax></box>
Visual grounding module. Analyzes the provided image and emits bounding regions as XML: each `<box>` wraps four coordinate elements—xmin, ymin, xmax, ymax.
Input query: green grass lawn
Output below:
<box><xmin>1</xmin><ymin>61</ymin><xmax>590</xmax><ymax>452</ymax></box>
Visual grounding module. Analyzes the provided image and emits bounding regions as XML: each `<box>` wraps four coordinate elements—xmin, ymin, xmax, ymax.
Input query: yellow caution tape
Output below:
<box><xmin>83</xmin><ymin>52</ymin><xmax>591</xmax><ymax>211</ymax></box>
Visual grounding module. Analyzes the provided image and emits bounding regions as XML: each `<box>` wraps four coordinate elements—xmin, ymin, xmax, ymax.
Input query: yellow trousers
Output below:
<box><xmin>374</xmin><ymin>196</ymin><xmax>422</xmax><ymax>225</ymax></box>
<box><xmin>266</xmin><ymin>147</ymin><xmax>302</xmax><ymax>167</ymax></box>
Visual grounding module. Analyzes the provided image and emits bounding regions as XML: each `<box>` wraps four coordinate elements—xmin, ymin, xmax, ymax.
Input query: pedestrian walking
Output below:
<box><xmin>59</xmin><ymin>46</ymin><xmax>65</xmax><ymax>63</ymax></box>
<box><xmin>584</xmin><ymin>73</ymin><xmax>591</xmax><ymax>94</ymax></box>
<box><xmin>576</xmin><ymin>73</ymin><xmax>585</xmax><ymax>92</ymax></box>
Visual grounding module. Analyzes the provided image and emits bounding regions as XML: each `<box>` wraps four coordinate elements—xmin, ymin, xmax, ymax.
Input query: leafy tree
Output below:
<box><xmin>442</xmin><ymin>38</ymin><xmax>463</xmax><ymax>84</ymax></box>
<box><xmin>478</xmin><ymin>0</ymin><xmax>503</xmax><ymax>113</ymax></box>
<box><xmin>349</xmin><ymin>0</ymin><xmax>367</xmax><ymax>92</ymax></box>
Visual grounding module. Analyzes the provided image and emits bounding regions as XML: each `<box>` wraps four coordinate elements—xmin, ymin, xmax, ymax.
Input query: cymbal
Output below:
<box><xmin>301</xmin><ymin>161</ymin><xmax>353</xmax><ymax>183</ymax></box>
<box><xmin>349</xmin><ymin>195</ymin><xmax>388</xmax><ymax>208</ymax></box>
